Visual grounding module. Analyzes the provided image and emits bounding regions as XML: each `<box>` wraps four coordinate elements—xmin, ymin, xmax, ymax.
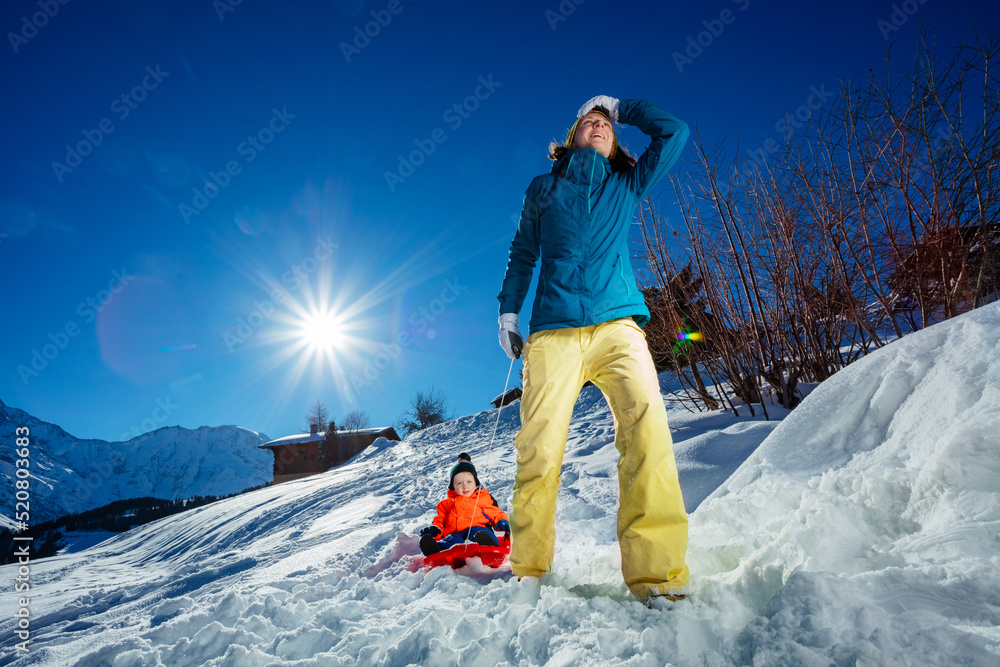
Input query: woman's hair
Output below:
<box><xmin>549</xmin><ymin>142</ymin><xmax>637</xmax><ymax>172</ymax></box>
<box><xmin>548</xmin><ymin>106</ymin><xmax>637</xmax><ymax>173</ymax></box>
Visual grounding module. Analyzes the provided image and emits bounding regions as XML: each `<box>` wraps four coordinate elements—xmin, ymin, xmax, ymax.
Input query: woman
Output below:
<box><xmin>497</xmin><ymin>95</ymin><xmax>690</xmax><ymax>604</ymax></box>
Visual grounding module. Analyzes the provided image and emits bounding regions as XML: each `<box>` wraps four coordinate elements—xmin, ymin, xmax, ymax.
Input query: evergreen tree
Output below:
<box><xmin>319</xmin><ymin>419</ymin><xmax>341</xmax><ymax>470</ymax></box>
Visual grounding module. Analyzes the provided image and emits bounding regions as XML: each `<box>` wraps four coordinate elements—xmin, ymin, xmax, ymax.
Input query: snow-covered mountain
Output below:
<box><xmin>0</xmin><ymin>399</ymin><xmax>272</xmax><ymax>526</ymax></box>
<box><xmin>0</xmin><ymin>303</ymin><xmax>997</xmax><ymax>665</ymax></box>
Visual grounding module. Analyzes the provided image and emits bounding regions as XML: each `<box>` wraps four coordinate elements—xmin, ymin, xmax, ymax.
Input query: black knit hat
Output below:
<box><xmin>449</xmin><ymin>452</ymin><xmax>481</xmax><ymax>490</ymax></box>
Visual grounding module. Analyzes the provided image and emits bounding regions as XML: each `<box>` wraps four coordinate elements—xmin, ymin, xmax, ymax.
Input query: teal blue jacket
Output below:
<box><xmin>498</xmin><ymin>99</ymin><xmax>690</xmax><ymax>335</ymax></box>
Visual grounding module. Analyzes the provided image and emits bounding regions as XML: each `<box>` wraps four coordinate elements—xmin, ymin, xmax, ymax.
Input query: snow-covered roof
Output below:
<box><xmin>259</xmin><ymin>432</ymin><xmax>324</xmax><ymax>448</ymax></box>
<box><xmin>259</xmin><ymin>427</ymin><xmax>396</xmax><ymax>449</ymax></box>
<box><xmin>344</xmin><ymin>426</ymin><xmax>398</xmax><ymax>436</ymax></box>
<box><xmin>490</xmin><ymin>388</ymin><xmax>521</xmax><ymax>404</ymax></box>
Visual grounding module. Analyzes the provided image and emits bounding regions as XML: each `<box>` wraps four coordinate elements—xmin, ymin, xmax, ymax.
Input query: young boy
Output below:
<box><xmin>419</xmin><ymin>453</ymin><xmax>510</xmax><ymax>556</ymax></box>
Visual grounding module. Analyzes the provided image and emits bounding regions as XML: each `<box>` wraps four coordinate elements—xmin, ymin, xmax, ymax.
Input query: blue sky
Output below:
<box><xmin>2</xmin><ymin>0</ymin><xmax>998</xmax><ymax>443</ymax></box>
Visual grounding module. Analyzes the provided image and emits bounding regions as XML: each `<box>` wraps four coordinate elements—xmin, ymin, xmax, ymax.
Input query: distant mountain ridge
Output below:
<box><xmin>0</xmin><ymin>397</ymin><xmax>272</xmax><ymax>525</ymax></box>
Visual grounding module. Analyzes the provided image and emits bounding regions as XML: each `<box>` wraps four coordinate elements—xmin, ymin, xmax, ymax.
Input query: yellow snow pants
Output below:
<box><xmin>510</xmin><ymin>318</ymin><xmax>689</xmax><ymax>599</ymax></box>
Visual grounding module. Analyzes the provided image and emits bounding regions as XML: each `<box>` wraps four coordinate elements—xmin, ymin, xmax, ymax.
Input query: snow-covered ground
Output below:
<box><xmin>1</xmin><ymin>303</ymin><xmax>998</xmax><ymax>665</ymax></box>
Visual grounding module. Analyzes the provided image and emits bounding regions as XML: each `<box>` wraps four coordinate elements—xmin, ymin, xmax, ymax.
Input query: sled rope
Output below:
<box><xmin>464</xmin><ymin>356</ymin><xmax>516</xmax><ymax>543</ymax></box>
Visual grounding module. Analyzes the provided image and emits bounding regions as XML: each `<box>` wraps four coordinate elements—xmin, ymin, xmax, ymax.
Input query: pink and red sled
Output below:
<box><xmin>422</xmin><ymin>532</ymin><xmax>511</xmax><ymax>569</ymax></box>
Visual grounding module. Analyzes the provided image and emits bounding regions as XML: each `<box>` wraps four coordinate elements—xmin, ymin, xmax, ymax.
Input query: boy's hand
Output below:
<box><xmin>492</xmin><ymin>520</ymin><xmax>510</xmax><ymax>533</ymax></box>
<box><xmin>420</xmin><ymin>526</ymin><xmax>441</xmax><ymax>537</ymax></box>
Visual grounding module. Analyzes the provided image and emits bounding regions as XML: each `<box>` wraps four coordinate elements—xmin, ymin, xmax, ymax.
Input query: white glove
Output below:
<box><xmin>498</xmin><ymin>313</ymin><xmax>523</xmax><ymax>360</ymax></box>
<box><xmin>577</xmin><ymin>95</ymin><xmax>620</xmax><ymax>121</ymax></box>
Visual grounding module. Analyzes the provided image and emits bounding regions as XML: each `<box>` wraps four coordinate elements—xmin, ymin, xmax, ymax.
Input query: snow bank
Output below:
<box><xmin>1</xmin><ymin>304</ymin><xmax>997</xmax><ymax>665</ymax></box>
<box><xmin>692</xmin><ymin>301</ymin><xmax>1000</xmax><ymax>663</ymax></box>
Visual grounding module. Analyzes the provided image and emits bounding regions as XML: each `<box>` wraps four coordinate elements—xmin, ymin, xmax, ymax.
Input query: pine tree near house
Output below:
<box><xmin>319</xmin><ymin>420</ymin><xmax>341</xmax><ymax>470</ymax></box>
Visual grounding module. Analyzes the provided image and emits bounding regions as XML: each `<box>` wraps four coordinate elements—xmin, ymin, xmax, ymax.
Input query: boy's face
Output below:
<box><xmin>452</xmin><ymin>472</ymin><xmax>477</xmax><ymax>497</ymax></box>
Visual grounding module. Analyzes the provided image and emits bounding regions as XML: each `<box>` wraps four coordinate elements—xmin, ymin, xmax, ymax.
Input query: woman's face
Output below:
<box><xmin>572</xmin><ymin>112</ymin><xmax>615</xmax><ymax>157</ymax></box>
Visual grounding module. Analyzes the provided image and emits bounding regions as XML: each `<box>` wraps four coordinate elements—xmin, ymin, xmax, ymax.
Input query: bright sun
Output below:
<box><xmin>300</xmin><ymin>312</ymin><xmax>343</xmax><ymax>352</ymax></box>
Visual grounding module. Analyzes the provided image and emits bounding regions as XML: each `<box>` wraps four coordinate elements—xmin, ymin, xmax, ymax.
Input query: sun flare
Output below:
<box><xmin>299</xmin><ymin>311</ymin><xmax>344</xmax><ymax>352</ymax></box>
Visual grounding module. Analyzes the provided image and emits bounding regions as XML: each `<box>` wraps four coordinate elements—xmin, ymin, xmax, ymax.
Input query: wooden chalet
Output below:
<box><xmin>259</xmin><ymin>424</ymin><xmax>400</xmax><ymax>484</ymax></box>
<box><xmin>490</xmin><ymin>387</ymin><xmax>523</xmax><ymax>408</ymax></box>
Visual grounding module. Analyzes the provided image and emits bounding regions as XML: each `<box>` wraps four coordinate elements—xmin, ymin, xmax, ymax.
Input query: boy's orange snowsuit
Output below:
<box><xmin>431</xmin><ymin>488</ymin><xmax>508</xmax><ymax>538</ymax></box>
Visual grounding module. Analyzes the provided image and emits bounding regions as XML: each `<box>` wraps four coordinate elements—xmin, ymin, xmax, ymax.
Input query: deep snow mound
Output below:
<box><xmin>691</xmin><ymin>302</ymin><xmax>1000</xmax><ymax>663</ymax></box>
